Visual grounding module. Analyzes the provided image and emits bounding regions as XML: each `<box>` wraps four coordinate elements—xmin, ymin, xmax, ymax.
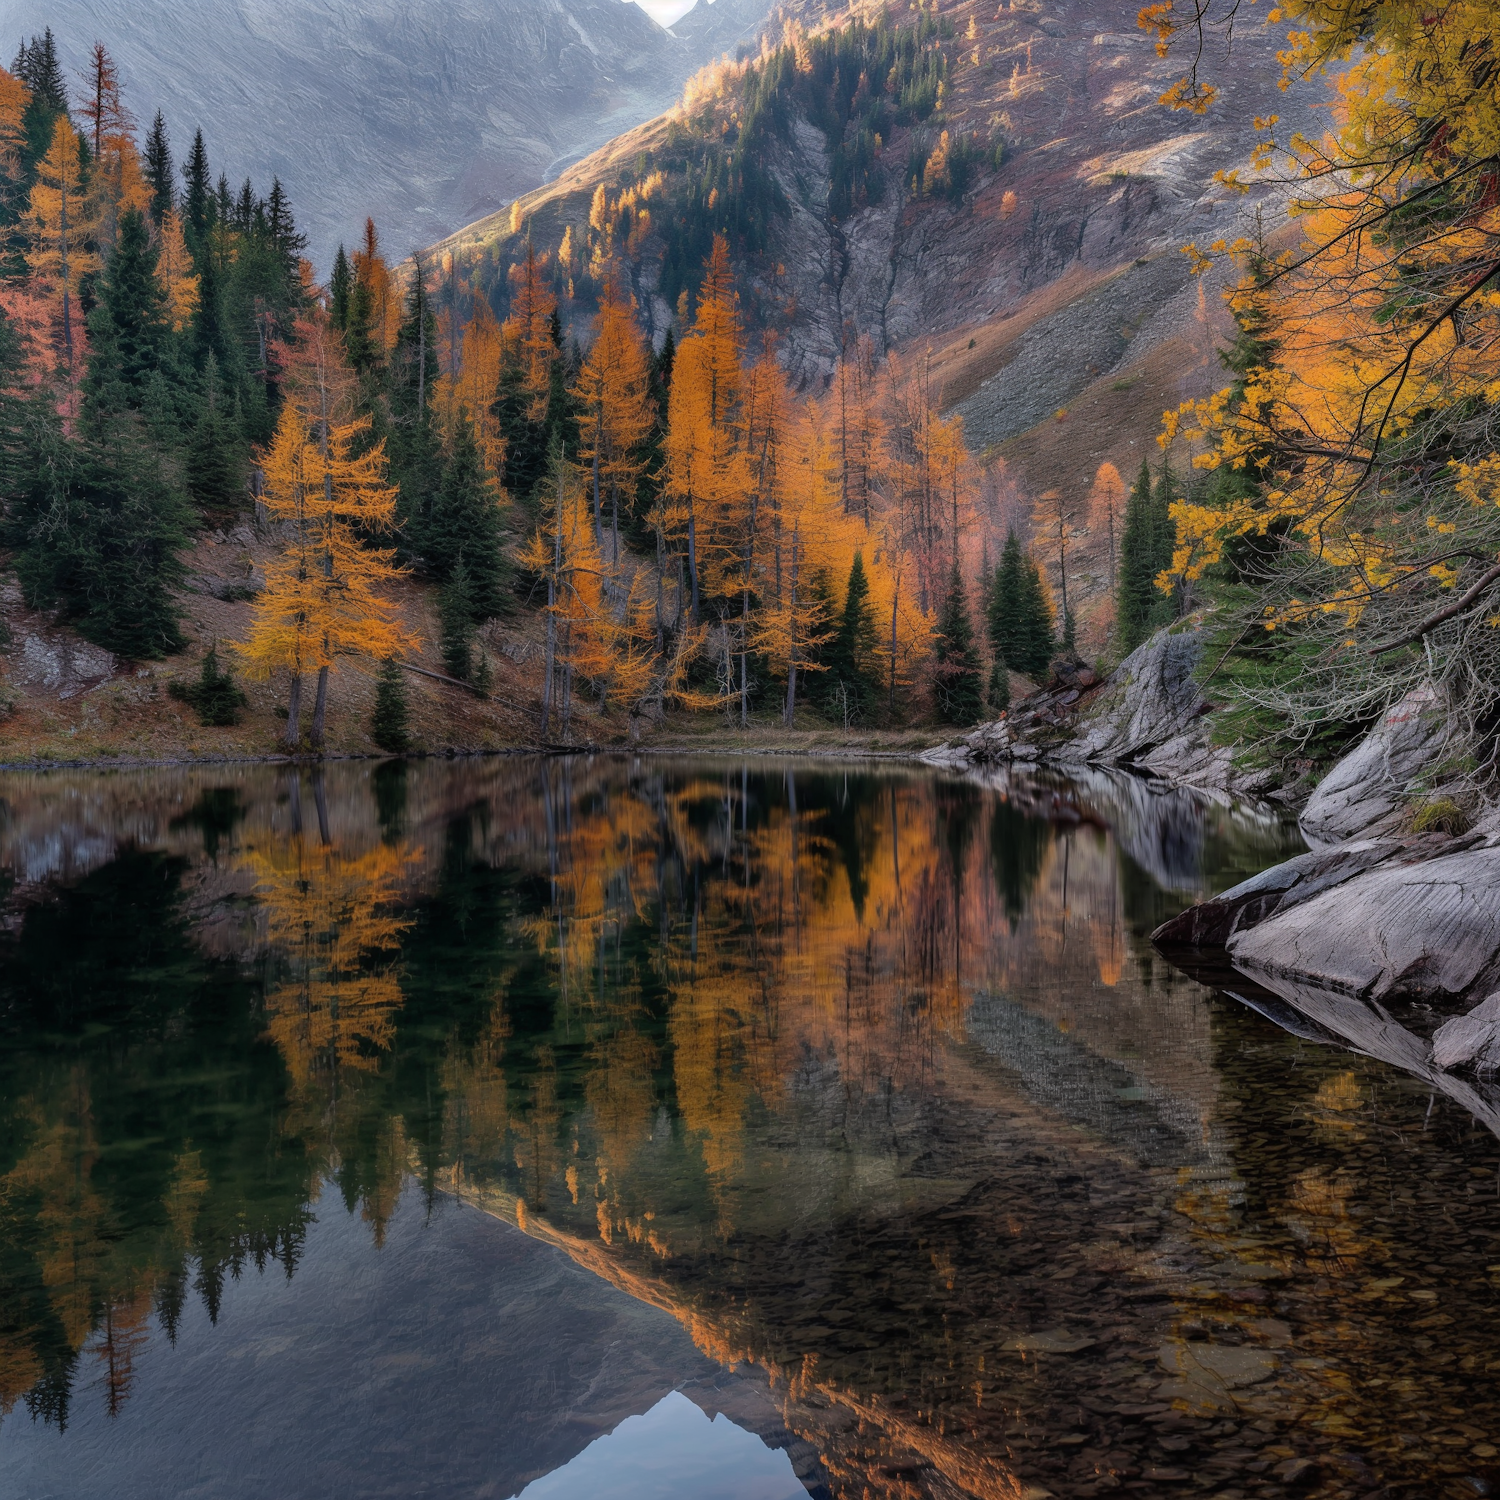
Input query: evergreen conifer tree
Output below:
<box><xmin>987</xmin><ymin>659</ymin><xmax>1010</xmax><ymax>713</ymax></box>
<box><xmin>933</xmin><ymin>562</ymin><xmax>983</xmax><ymax>725</ymax></box>
<box><xmin>170</xmin><ymin>644</ymin><xmax>247</xmax><ymax>725</ymax></box>
<box><xmin>181</xmin><ymin>130</ymin><xmax>212</xmax><ymax>258</ymax></box>
<box><xmin>823</xmin><ymin>550</ymin><xmax>879</xmax><ymax>722</ymax></box>
<box><xmin>987</xmin><ymin>530</ymin><xmax>1025</xmax><ymax>669</ymax></box>
<box><xmin>1116</xmin><ymin>458</ymin><xmax>1178</xmax><ymax>653</ymax></box>
<box><xmin>439</xmin><ymin>560</ymin><xmax>476</xmax><ymax>682</ymax></box>
<box><xmin>264</xmin><ymin>178</ymin><xmax>306</xmax><ymax>281</ymax></box>
<box><xmin>1016</xmin><ymin>554</ymin><xmax>1055</xmax><ymax>678</ymax></box>
<box><xmin>186</xmin><ymin>356</ymin><xmax>244</xmax><ymax>515</ymax></box>
<box><xmin>371</xmin><ymin>657</ymin><xmax>411</xmax><ymax>752</ymax></box>
<box><xmin>144</xmin><ymin>112</ymin><xmax>173</xmax><ymax>225</ymax></box>
<box><xmin>421</xmin><ymin>415</ymin><xmax>506</xmax><ymax>616</ymax></box>
<box><xmin>329</xmin><ymin>245</ymin><xmax>351</xmax><ymax>332</ymax></box>
<box><xmin>83</xmin><ymin>208</ymin><xmax>173</xmax><ymax>414</ymax></box>
<box><xmin>9</xmin><ymin>418</ymin><xmax>189</xmax><ymax>658</ymax></box>
<box><xmin>14</xmin><ymin>30</ymin><xmax>68</xmax><ymax>169</ymax></box>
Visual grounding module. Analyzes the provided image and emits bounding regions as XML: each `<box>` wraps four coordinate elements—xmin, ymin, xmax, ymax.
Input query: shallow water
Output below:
<box><xmin>0</xmin><ymin>756</ymin><xmax>1496</xmax><ymax>1500</ymax></box>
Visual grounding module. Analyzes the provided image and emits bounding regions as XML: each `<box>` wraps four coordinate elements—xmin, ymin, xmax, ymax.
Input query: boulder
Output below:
<box><xmin>14</xmin><ymin>631</ymin><xmax>116</xmax><ymax>698</ymax></box>
<box><xmin>1227</xmin><ymin>846</ymin><xmax>1500</xmax><ymax>1005</ymax></box>
<box><xmin>1152</xmin><ymin>839</ymin><xmax>1405</xmax><ymax>949</ymax></box>
<box><xmin>1299</xmin><ymin>685</ymin><xmax>1448</xmax><ymax>847</ymax></box>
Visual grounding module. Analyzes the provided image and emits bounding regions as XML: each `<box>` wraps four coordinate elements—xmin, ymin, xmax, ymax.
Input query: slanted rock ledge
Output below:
<box><xmin>922</xmin><ymin>630</ymin><xmax>1271</xmax><ymax>796</ymax></box>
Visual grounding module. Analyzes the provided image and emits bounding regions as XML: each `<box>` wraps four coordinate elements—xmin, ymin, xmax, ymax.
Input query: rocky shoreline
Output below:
<box><xmin>926</xmin><ymin>628</ymin><xmax>1500</xmax><ymax>1109</ymax></box>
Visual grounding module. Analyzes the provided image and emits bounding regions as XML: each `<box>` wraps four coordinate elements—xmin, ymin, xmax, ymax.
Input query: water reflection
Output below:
<box><xmin>0</xmin><ymin>757</ymin><xmax>1497</xmax><ymax>1499</ymax></box>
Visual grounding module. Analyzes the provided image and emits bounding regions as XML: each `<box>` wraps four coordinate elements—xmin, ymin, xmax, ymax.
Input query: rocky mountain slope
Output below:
<box><xmin>0</xmin><ymin>0</ymin><xmax>774</xmax><ymax>265</ymax></box>
<box><xmin>434</xmin><ymin>0</ymin><xmax>1325</xmax><ymax>506</ymax></box>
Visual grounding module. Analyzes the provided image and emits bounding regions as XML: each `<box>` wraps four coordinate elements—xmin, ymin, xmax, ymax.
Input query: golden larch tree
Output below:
<box><xmin>25</xmin><ymin>116</ymin><xmax>96</xmax><ymax>381</ymax></box>
<box><xmin>238</xmin><ymin>321</ymin><xmax>416</xmax><ymax>749</ymax></box>
<box><xmin>573</xmin><ymin>265</ymin><xmax>653</xmax><ymax>561</ymax></box>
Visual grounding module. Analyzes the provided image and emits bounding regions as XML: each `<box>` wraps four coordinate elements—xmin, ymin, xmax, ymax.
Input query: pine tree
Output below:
<box><xmin>170</xmin><ymin>644</ymin><xmax>247</xmax><ymax>725</ymax></box>
<box><xmin>144</xmin><ymin>112</ymin><xmax>173</xmax><ymax>225</ymax></box>
<box><xmin>987</xmin><ymin>658</ymin><xmax>1010</xmax><ymax>713</ymax></box>
<box><xmin>823</xmin><ymin>550</ymin><xmax>880</xmax><ymax>722</ymax></box>
<box><xmin>329</xmin><ymin>244</ymin><xmax>351</xmax><ymax>331</ymax></box>
<box><xmin>439</xmin><ymin>559</ymin><xmax>476</xmax><ymax>683</ymax></box>
<box><xmin>422</xmin><ymin>414</ymin><xmax>506</xmax><ymax>616</ymax></box>
<box><xmin>933</xmin><ymin>562</ymin><xmax>983</xmax><ymax>725</ymax></box>
<box><xmin>180</xmin><ymin>130</ymin><xmax>212</xmax><ymax>258</ymax></box>
<box><xmin>987</xmin><ymin>530</ymin><xmax>1025</xmax><ymax>670</ymax></box>
<box><xmin>186</xmin><ymin>355</ymin><xmax>244</xmax><ymax>514</ymax></box>
<box><xmin>83</xmin><ymin>207</ymin><xmax>172</xmax><ymax>413</ymax></box>
<box><xmin>370</xmin><ymin>657</ymin><xmax>411</xmax><ymax>752</ymax></box>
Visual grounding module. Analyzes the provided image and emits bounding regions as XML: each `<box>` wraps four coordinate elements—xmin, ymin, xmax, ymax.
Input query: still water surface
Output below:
<box><xmin>0</xmin><ymin>757</ymin><xmax>1497</xmax><ymax>1500</ymax></box>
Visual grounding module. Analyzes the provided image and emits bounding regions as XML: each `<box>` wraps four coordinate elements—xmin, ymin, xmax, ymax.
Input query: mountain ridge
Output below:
<box><xmin>0</xmin><ymin>0</ymin><xmax>777</xmax><ymax>266</ymax></box>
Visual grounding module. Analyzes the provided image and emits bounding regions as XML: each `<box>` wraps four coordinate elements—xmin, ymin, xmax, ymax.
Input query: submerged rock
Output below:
<box><xmin>1433</xmin><ymin>992</ymin><xmax>1500</xmax><ymax>1071</ymax></box>
<box><xmin>1299</xmin><ymin>685</ymin><xmax>1448</xmax><ymax>847</ymax></box>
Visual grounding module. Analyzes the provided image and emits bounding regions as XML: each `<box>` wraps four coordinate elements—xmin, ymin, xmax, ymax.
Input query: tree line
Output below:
<box><xmin>0</xmin><ymin>30</ymin><xmax>1125</xmax><ymax>751</ymax></box>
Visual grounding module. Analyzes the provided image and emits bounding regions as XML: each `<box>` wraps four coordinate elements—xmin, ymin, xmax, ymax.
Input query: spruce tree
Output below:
<box><xmin>83</xmin><ymin>208</ymin><xmax>173</xmax><ymax>414</ymax></box>
<box><xmin>181</xmin><ymin>130</ymin><xmax>213</xmax><ymax>258</ymax></box>
<box><xmin>1017</xmin><ymin>554</ymin><xmax>1055</xmax><ymax>678</ymax></box>
<box><xmin>144</xmin><ymin>112</ymin><xmax>173</xmax><ymax>225</ymax></box>
<box><xmin>934</xmin><ymin>562</ymin><xmax>984</xmax><ymax>726</ymax></box>
<box><xmin>264</xmin><ymin>178</ymin><xmax>306</xmax><ymax>282</ymax></box>
<box><xmin>987</xmin><ymin>530</ymin><xmax>1025</xmax><ymax>669</ymax></box>
<box><xmin>170</xmin><ymin>644</ymin><xmax>247</xmax><ymax>725</ymax></box>
<box><xmin>1116</xmin><ymin>458</ymin><xmax>1178</xmax><ymax>653</ymax></box>
<box><xmin>987</xmin><ymin>659</ymin><xmax>1010</xmax><ymax>714</ymax></box>
<box><xmin>823</xmin><ymin>550</ymin><xmax>879</xmax><ymax>722</ymax></box>
<box><xmin>329</xmin><ymin>245</ymin><xmax>352</xmax><ymax>332</ymax></box>
<box><xmin>371</xmin><ymin>657</ymin><xmax>411</xmax><ymax>752</ymax></box>
<box><xmin>14</xmin><ymin>30</ymin><xmax>68</xmax><ymax>170</ymax></box>
<box><xmin>439</xmin><ymin>561</ymin><xmax>476</xmax><ymax>682</ymax></box>
<box><xmin>10</xmin><ymin>418</ymin><xmax>189</xmax><ymax>659</ymax></box>
<box><xmin>422</xmin><ymin>417</ymin><xmax>506</xmax><ymax>616</ymax></box>
<box><xmin>186</xmin><ymin>356</ymin><xmax>245</xmax><ymax>515</ymax></box>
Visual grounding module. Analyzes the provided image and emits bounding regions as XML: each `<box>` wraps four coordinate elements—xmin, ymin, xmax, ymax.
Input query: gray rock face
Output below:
<box><xmin>1227</xmin><ymin>846</ymin><xmax>1500</xmax><ymax>1006</ymax></box>
<box><xmin>1298</xmin><ymin>685</ymin><xmax>1448</xmax><ymax>847</ymax></box>
<box><xmin>13</xmin><ymin>631</ymin><xmax>115</xmax><ymax>697</ymax></box>
<box><xmin>1052</xmin><ymin>629</ymin><xmax>1233</xmax><ymax>787</ymax></box>
<box><xmin>0</xmin><ymin>0</ymin><xmax>774</xmax><ymax>266</ymax></box>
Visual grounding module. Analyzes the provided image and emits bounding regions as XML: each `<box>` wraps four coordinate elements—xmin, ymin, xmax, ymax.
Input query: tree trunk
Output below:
<box><xmin>783</xmin><ymin>531</ymin><xmax>799</xmax><ymax>728</ymax></box>
<box><xmin>310</xmin><ymin>663</ymin><xmax>329</xmax><ymax>750</ymax></box>
<box><xmin>284</xmin><ymin>672</ymin><xmax>303</xmax><ymax>750</ymax></box>
<box><xmin>687</xmin><ymin>506</ymin><xmax>701</xmax><ymax>623</ymax></box>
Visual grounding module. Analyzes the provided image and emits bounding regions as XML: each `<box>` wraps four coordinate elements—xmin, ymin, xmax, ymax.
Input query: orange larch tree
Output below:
<box><xmin>238</xmin><ymin>319</ymin><xmax>416</xmax><ymax>749</ymax></box>
<box><xmin>573</xmin><ymin>265</ymin><xmax>653</xmax><ymax>562</ymax></box>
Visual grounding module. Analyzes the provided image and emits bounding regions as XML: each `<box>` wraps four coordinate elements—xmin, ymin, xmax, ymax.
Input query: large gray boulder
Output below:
<box><xmin>1298</xmin><ymin>684</ymin><xmax>1448</xmax><ymax>847</ymax></box>
<box><xmin>1227</xmin><ymin>846</ymin><xmax>1500</xmax><ymax>1005</ymax></box>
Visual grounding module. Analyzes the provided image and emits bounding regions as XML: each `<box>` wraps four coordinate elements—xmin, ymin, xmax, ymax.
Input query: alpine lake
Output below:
<box><xmin>1</xmin><ymin>754</ymin><xmax>1498</xmax><ymax>1500</ymax></box>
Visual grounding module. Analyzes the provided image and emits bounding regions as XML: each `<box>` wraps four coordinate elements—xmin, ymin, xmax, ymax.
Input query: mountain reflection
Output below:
<box><xmin>3</xmin><ymin>758</ymin><xmax>1498</xmax><ymax>1500</ymax></box>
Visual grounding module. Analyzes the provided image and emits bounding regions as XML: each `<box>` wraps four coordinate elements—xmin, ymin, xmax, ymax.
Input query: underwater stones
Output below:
<box><xmin>1155</xmin><ymin>1343</ymin><xmax>1281</xmax><ymax>1410</ymax></box>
